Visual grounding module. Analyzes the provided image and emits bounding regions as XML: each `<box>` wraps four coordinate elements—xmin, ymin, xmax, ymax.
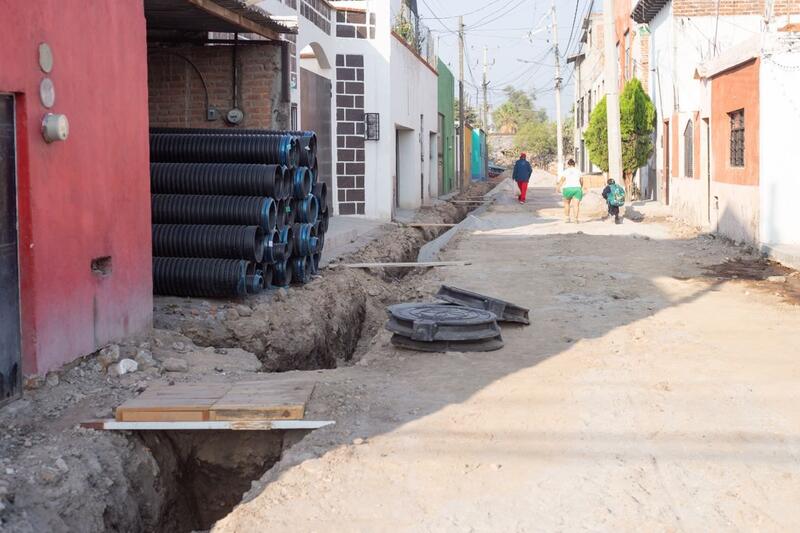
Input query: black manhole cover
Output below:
<box><xmin>390</xmin><ymin>334</ymin><xmax>505</xmax><ymax>353</ymax></box>
<box><xmin>435</xmin><ymin>285</ymin><xmax>530</xmax><ymax>325</ymax></box>
<box><xmin>385</xmin><ymin>303</ymin><xmax>502</xmax><ymax>350</ymax></box>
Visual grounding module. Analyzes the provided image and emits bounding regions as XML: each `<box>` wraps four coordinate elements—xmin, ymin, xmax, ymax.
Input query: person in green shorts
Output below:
<box><xmin>556</xmin><ymin>159</ymin><xmax>585</xmax><ymax>223</ymax></box>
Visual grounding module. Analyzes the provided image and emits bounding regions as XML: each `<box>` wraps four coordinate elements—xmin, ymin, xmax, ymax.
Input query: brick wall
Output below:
<box><xmin>335</xmin><ymin>54</ymin><xmax>366</xmax><ymax>215</ymax></box>
<box><xmin>147</xmin><ymin>44</ymin><xmax>289</xmax><ymax>129</ymax></box>
<box><xmin>302</xmin><ymin>0</ymin><xmax>332</xmax><ymax>33</ymax></box>
<box><xmin>336</xmin><ymin>10</ymin><xmax>377</xmax><ymax>39</ymax></box>
<box><xmin>674</xmin><ymin>0</ymin><xmax>800</xmax><ymax>16</ymax></box>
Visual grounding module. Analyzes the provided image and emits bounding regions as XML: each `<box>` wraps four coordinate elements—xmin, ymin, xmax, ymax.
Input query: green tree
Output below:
<box><xmin>493</xmin><ymin>86</ymin><xmax>546</xmax><ymax>133</ymax></box>
<box><xmin>584</xmin><ymin>78</ymin><xmax>656</xmax><ymax>196</ymax></box>
<box><xmin>514</xmin><ymin>120</ymin><xmax>556</xmax><ymax>168</ymax></box>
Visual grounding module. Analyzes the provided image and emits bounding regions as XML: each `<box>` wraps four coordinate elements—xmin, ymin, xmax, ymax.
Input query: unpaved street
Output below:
<box><xmin>215</xmin><ymin>177</ymin><xmax>800</xmax><ymax>532</ymax></box>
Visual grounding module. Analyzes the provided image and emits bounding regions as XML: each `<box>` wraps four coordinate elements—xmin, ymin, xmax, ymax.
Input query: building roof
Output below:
<box><xmin>694</xmin><ymin>35</ymin><xmax>760</xmax><ymax>79</ymax></box>
<box><xmin>632</xmin><ymin>0</ymin><xmax>670</xmax><ymax>24</ymax></box>
<box><xmin>144</xmin><ymin>0</ymin><xmax>296</xmax><ymax>40</ymax></box>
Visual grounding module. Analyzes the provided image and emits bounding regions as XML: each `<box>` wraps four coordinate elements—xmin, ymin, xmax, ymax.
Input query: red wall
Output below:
<box><xmin>0</xmin><ymin>0</ymin><xmax>152</xmax><ymax>375</ymax></box>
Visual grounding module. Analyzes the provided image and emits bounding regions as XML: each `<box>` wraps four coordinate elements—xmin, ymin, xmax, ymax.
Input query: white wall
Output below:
<box><xmin>760</xmin><ymin>33</ymin><xmax>800</xmax><ymax>246</ymax></box>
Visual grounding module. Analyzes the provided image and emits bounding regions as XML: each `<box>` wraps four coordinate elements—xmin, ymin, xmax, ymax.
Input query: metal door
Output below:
<box><xmin>0</xmin><ymin>94</ymin><xmax>21</xmax><ymax>406</ymax></box>
<box><xmin>300</xmin><ymin>68</ymin><xmax>332</xmax><ymax>211</ymax></box>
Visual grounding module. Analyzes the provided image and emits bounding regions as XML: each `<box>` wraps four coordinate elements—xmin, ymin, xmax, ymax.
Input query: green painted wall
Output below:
<box><xmin>437</xmin><ymin>59</ymin><xmax>455</xmax><ymax>194</ymax></box>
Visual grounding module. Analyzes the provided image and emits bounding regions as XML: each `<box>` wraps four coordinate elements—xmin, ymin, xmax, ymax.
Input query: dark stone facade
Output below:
<box><xmin>335</xmin><ymin>54</ymin><xmax>366</xmax><ymax>215</ymax></box>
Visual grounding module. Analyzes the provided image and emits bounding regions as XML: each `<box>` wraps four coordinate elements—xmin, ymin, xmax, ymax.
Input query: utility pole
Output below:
<box><xmin>458</xmin><ymin>16</ymin><xmax>465</xmax><ymax>190</ymax></box>
<box><xmin>602</xmin><ymin>0</ymin><xmax>623</xmax><ymax>183</ymax></box>
<box><xmin>482</xmin><ymin>46</ymin><xmax>489</xmax><ymax>130</ymax></box>
<box><xmin>551</xmin><ymin>0</ymin><xmax>564</xmax><ymax>172</ymax></box>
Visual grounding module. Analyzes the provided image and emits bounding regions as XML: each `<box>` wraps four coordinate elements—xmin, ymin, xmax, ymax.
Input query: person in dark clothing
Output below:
<box><xmin>602</xmin><ymin>178</ymin><xmax>623</xmax><ymax>224</ymax></box>
<box><xmin>512</xmin><ymin>153</ymin><xmax>533</xmax><ymax>203</ymax></box>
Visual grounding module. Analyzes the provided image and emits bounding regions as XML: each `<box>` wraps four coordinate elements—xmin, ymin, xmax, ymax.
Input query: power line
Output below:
<box><xmin>468</xmin><ymin>0</ymin><xmax>531</xmax><ymax>29</ymax></box>
<box><xmin>419</xmin><ymin>1</ymin><xmax>505</xmax><ymax>21</ymax></box>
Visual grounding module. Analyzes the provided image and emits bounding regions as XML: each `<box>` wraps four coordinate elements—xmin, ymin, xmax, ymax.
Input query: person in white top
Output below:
<box><xmin>555</xmin><ymin>159</ymin><xmax>585</xmax><ymax>223</ymax></box>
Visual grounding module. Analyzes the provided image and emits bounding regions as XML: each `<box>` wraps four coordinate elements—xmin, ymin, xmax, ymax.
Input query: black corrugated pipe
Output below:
<box><xmin>150</xmin><ymin>133</ymin><xmax>300</xmax><ymax>167</ymax></box>
<box><xmin>153</xmin><ymin>257</ymin><xmax>248</xmax><ymax>298</ymax></box>
<box><xmin>312</xmin><ymin>182</ymin><xmax>327</xmax><ymax>211</ymax></box>
<box><xmin>272</xmin><ymin>258</ymin><xmax>294</xmax><ymax>288</ymax></box>
<box><xmin>262</xmin><ymin>229</ymin><xmax>287</xmax><ymax>264</ymax></box>
<box><xmin>152</xmin><ymin>224</ymin><xmax>265</xmax><ymax>263</ymax></box>
<box><xmin>310</xmin><ymin>252</ymin><xmax>321</xmax><ymax>276</ymax></box>
<box><xmin>295</xmin><ymin>194</ymin><xmax>319</xmax><ymax>224</ymax></box>
<box><xmin>149</xmin><ymin>128</ymin><xmax>317</xmax><ymax>168</ymax></box>
<box><xmin>318</xmin><ymin>206</ymin><xmax>330</xmax><ymax>233</ymax></box>
<box><xmin>278</xmin><ymin>225</ymin><xmax>294</xmax><ymax>258</ymax></box>
<box><xmin>151</xmin><ymin>162</ymin><xmax>283</xmax><ymax>197</ymax></box>
<box><xmin>292</xmin><ymin>167</ymin><xmax>312</xmax><ymax>199</ymax></box>
<box><xmin>262</xmin><ymin>264</ymin><xmax>274</xmax><ymax>289</ymax></box>
<box><xmin>152</xmin><ymin>194</ymin><xmax>277</xmax><ymax>232</ymax></box>
<box><xmin>292</xmin><ymin>256</ymin><xmax>312</xmax><ymax>284</ymax></box>
<box><xmin>292</xmin><ymin>223</ymin><xmax>317</xmax><ymax>257</ymax></box>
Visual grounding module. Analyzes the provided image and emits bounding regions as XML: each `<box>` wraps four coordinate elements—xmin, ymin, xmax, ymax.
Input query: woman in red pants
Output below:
<box><xmin>512</xmin><ymin>153</ymin><xmax>533</xmax><ymax>203</ymax></box>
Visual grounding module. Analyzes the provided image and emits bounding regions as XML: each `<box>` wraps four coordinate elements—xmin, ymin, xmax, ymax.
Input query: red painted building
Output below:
<box><xmin>0</xmin><ymin>0</ymin><xmax>152</xmax><ymax>391</ymax></box>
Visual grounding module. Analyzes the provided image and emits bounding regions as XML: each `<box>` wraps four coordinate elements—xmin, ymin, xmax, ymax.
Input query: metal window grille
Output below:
<box><xmin>729</xmin><ymin>110</ymin><xmax>745</xmax><ymax>167</ymax></box>
<box><xmin>684</xmin><ymin>120</ymin><xmax>693</xmax><ymax>177</ymax></box>
<box><xmin>365</xmin><ymin>113</ymin><xmax>380</xmax><ymax>141</ymax></box>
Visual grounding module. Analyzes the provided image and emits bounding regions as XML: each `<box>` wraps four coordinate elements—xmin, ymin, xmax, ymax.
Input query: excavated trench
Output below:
<box><xmin>128</xmin><ymin>189</ymin><xmax>491</xmax><ymax>532</ymax></box>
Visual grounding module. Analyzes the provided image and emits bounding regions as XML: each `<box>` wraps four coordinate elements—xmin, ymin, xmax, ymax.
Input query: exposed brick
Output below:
<box><xmin>337</xmin><ymin>67</ymin><xmax>355</xmax><ymax>81</ymax></box>
<box><xmin>339</xmin><ymin>202</ymin><xmax>356</xmax><ymax>215</ymax></box>
<box><xmin>346</xmin><ymin>162</ymin><xmax>365</xmax><ymax>174</ymax></box>
<box><xmin>345</xmin><ymin>135</ymin><xmax>364</xmax><ymax>148</ymax></box>
<box><xmin>346</xmin><ymin>55</ymin><xmax>364</xmax><ymax>67</ymax></box>
<box><xmin>338</xmin><ymin>189</ymin><xmax>346</xmax><ymax>202</ymax></box>
<box><xmin>354</xmin><ymin>96</ymin><xmax>364</xmax><ymax>108</ymax></box>
<box><xmin>345</xmin><ymin>109</ymin><xmax>364</xmax><ymax>122</ymax></box>
<box><xmin>337</xmin><ymin>108</ymin><xmax>345</xmax><ymax>120</ymax></box>
<box><xmin>354</xmin><ymin>149</ymin><xmax>365</xmax><ymax>162</ymax></box>
<box><xmin>337</xmin><ymin>25</ymin><xmax>356</xmax><ymax>38</ymax></box>
<box><xmin>337</xmin><ymin>162</ymin><xmax>345</xmax><ymax>174</ymax></box>
<box><xmin>337</xmin><ymin>122</ymin><xmax>355</xmax><ymax>135</ymax></box>
<box><xmin>338</xmin><ymin>149</ymin><xmax>355</xmax><ymax>161</ymax></box>
<box><xmin>355</xmin><ymin>176</ymin><xmax>364</xmax><ymax>188</ymax></box>
<box><xmin>356</xmin><ymin>203</ymin><xmax>365</xmax><ymax>215</ymax></box>
<box><xmin>356</xmin><ymin>122</ymin><xmax>365</xmax><ymax>135</ymax></box>
<box><xmin>346</xmin><ymin>81</ymin><xmax>364</xmax><ymax>95</ymax></box>
<box><xmin>337</xmin><ymin>81</ymin><xmax>345</xmax><ymax>93</ymax></box>
<box><xmin>336</xmin><ymin>54</ymin><xmax>344</xmax><ymax>67</ymax></box>
<box><xmin>346</xmin><ymin>189</ymin><xmax>365</xmax><ymax>201</ymax></box>
<box><xmin>338</xmin><ymin>176</ymin><xmax>355</xmax><ymax>188</ymax></box>
<box><xmin>356</xmin><ymin>69</ymin><xmax>364</xmax><ymax>81</ymax></box>
<box><xmin>337</xmin><ymin>94</ymin><xmax>354</xmax><ymax>108</ymax></box>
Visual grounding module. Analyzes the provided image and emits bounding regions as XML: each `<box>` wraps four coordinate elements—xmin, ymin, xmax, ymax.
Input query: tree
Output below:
<box><xmin>454</xmin><ymin>99</ymin><xmax>479</xmax><ymax>127</ymax></box>
<box><xmin>492</xmin><ymin>87</ymin><xmax>546</xmax><ymax>133</ymax></box>
<box><xmin>584</xmin><ymin>78</ymin><xmax>656</xmax><ymax>196</ymax></box>
<box><xmin>514</xmin><ymin>120</ymin><xmax>556</xmax><ymax>168</ymax></box>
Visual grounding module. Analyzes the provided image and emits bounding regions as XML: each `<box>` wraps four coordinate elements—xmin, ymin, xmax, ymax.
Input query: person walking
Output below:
<box><xmin>602</xmin><ymin>178</ymin><xmax>626</xmax><ymax>224</ymax></box>
<box><xmin>512</xmin><ymin>152</ymin><xmax>533</xmax><ymax>204</ymax></box>
<box><xmin>556</xmin><ymin>159</ymin><xmax>584</xmax><ymax>223</ymax></box>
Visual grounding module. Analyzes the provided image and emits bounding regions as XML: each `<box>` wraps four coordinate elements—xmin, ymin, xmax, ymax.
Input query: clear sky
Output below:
<box><xmin>417</xmin><ymin>0</ymin><xmax>597</xmax><ymax>122</ymax></box>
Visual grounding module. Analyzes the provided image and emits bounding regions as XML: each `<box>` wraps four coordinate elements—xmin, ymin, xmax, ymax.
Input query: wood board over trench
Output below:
<box><xmin>114</xmin><ymin>379</ymin><xmax>316</xmax><ymax>422</ymax></box>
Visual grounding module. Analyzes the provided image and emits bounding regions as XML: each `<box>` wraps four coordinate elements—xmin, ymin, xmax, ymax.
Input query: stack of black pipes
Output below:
<box><xmin>149</xmin><ymin>127</ymin><xmax>330</xmax><ymax>298</ymax></box>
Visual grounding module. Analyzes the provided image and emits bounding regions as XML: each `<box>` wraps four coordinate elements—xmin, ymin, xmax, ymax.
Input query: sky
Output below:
<box><xmin>416</xmin><ymin>0</ymin><xmax>597</xmax><ymax>123</ymax></box>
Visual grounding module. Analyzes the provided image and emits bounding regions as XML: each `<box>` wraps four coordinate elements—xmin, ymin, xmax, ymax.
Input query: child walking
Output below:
<box><xmin>601</xmin><ymin>178</ymin><xmax>626</xmax><ymax>224</ymax></box>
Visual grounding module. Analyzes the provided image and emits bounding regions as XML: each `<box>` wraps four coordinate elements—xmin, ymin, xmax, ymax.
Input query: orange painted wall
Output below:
<box><xmin>615</xmin><ymin>0</ymin><xmax>633</xmax><ymax>90</ymax></box>
<box><xmin>711</xmin><ymin>59</ymin><xmax>760</xmax><ymax>185</ymax></box>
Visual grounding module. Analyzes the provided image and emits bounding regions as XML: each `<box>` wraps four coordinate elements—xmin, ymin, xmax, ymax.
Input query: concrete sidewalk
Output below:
<box><xmin>319</xmin><ymin>216</ymin><xmax>390</xmax><ymax>266</ymax></box>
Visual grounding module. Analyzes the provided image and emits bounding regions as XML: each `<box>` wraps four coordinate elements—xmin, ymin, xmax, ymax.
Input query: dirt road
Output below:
<box><xmin>215</xmin><ymin>177</ymin><xmax>800</xmax><ymax>532</ymax></box>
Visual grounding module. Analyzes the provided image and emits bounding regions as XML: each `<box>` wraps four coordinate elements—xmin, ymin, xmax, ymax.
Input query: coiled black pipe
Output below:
<box><xmin>150</xmin><ymin>134</ymin><xmax>300</xmax><ymax>167</ymax></box>
<box><xmin>292</xmin><ymin>167</ymin><xmax>312</xmax><ymax>199</ymax></box>
<box><xmin>153</xmin><ymin>224</ymin><xmax>265</xmax><ymax>263</ymax></box>
<box><xmin>151</xmin><ymin>163</ymin><xmax>283</xmax><ymax>197</ymax></box>
<box><xmin>295</xmin><ymin>194</ymin><xmax>319</xmax><ymax>224</ymax></box>
<box><xmin>318</xmin><ymin>207</ymin><xmax>330</xmax><ymax>233</ymax></box>
<box><xmin>152</xmin><ymin>194</ymin><xmax>277</xmax><ymax>232</ymax></box>
<box><xmin>272</xmin><ymin>258</ymin><xmax>294</xmax><ymax>288</ymax></box>
<box><xmin>153</xmin><ymin>257</ymin><xmax>248</xmax><ymax>298</ymax></box>
<box><xmin>292</xmin><ymin>256</ymin><xmax>311</xmax><ymax>284</ymax></box>
<box><xmin>312</xmin><ymin>182</ymin><xmax>327</xmax><ymax>211</ymax></box>
<box><xmin>292</xmin><ymin>223</ymin><xmax>317</xmax><ymax>257</ymax></box>
<box><xmin>310</xmin><ymin>252</ymin><xmax>321</xmax><ymax>276</ymax></box>
<box><xmin>278</xmin><ymin>225</ymin><xmax>294</xmax><ymax>258</ymax></box>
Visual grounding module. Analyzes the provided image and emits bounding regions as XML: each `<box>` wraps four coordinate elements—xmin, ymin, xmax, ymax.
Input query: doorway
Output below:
<box><xmin>703</xmin><ymin>117</ymin><xmax>711</xmax><ymax>225</ymax></box>
<box><xmin>300</xmin><ymin>68</ymin><xmax>332</xmax><ymax>211</ymax></box>
<box><xmin>429</xmin><ymin>132</ymin><xmax>437</xmax><ymax>199</ymax></box>
<box><xmin>0</xmin><ymin>94</ymin><xmax>21</xmax><ymax>406</ymax></box>
<box><xmin>437</xmin><ymin>114</ymin><xmax>445</xmax><ymax>195</ymax></box>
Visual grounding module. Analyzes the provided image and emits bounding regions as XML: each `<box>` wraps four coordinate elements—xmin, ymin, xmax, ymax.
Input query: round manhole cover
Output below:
<box><xmin>387</xmin><ymin>303</ymin><xmax>496</xmax><ymax>325</ymax></box>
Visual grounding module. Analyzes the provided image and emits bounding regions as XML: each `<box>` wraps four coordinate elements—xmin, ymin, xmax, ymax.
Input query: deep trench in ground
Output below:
<box><xmin>123</xmin><ymin>195</ymin><xmax>488</xmax><ymax>532</ymax></box>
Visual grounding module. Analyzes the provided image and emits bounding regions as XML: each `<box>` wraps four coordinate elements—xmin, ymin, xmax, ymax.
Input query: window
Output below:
<box><xmin>684</xmin><ymin>120</ymin><xmax>694</xmax><ymax>177</ymax></box>
<box><xmin>729</xmin><ymin>110</ymin><xmax>745</xmax><ymax>167</ymax></box>
<box><xmin>587</xmin><ymin>91</ymin><xmax>592</xmax><ymax>115</ymax></box>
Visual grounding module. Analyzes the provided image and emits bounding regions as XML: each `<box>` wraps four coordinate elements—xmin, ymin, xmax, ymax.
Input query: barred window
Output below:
<box><xmin>684</xmin><ymin>120</ymin><xmax>694</xmax><ymax>177</ymax></box>
<box><xmin>729</xmin><ymin>110</ymin><xmax>745</xmax><ymax>167</ymax></box>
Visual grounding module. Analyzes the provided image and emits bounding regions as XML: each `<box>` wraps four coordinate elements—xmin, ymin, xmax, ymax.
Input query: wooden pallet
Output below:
<box><xmin>114</xmin><ymin>380</ymin><xmax>316</xmax><ymax>422</ymax></box>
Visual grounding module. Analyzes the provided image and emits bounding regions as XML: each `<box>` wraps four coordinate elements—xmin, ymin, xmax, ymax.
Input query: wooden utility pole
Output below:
<box><xmin>458</xmin><ymin>16</ymin><xmax>465</xmax><ymax>189</ymax></box>
<box><xmin>602</xmin><ymin>0</ymin><xmax>623</xmax><ymax>183</ymax></box>
<box><xmin>551</xmin><ymin>0</ymin><xmax>564</xmax><ymax>173</ymax></box>
<box><xmin>482</xmin><ymin>46</ymin><xmax>489</xmax><ymax>130</ymax></box>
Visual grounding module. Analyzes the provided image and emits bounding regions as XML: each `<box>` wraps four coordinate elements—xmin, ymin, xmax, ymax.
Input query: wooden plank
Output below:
<box><xmin>115</xmin><ymin>380</ymin><xmax>316</xmax><ymax>422</ymax></box>
<box><xmin>187</xmin><ymin>0</ymin><xmax>280</xmax><ymax>40</ymax></box>
<box><xmin>335</xmin><ymin>261</ymin><xmax>472</xmax><ymax>269</ymax></box>
<box><xmin>209</xmin><ymin>380</ymin><xmax>314</xmax><ymax>421</ymax></box>
<box><xmin>80</xmin><ymin>419</ymin><xmax>335</xmax><ymax>431</ymax></box>
<box><xmin>404</xmin><ymin>223</ymin><xmax>457</xmax><ymax>228</ymax></box>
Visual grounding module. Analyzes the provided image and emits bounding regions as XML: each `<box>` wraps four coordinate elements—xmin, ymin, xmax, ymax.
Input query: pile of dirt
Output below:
<box><xmin>704</xmin><ymin>257</ymin><xmax>800</xmax><ymax>304</ymax></box>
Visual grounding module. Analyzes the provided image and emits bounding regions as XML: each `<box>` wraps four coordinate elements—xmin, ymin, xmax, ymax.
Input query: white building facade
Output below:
<box><xmin>256</xmin><ymin>0</ymin><xmax>441</xmax><ymax>220</ymax></box>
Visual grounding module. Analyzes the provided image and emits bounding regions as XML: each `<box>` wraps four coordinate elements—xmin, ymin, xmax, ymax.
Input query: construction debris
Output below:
<box><xmin>436</xmin><ymin>285</ymin><xmax>531</xmax><ymax>324</ymax></box>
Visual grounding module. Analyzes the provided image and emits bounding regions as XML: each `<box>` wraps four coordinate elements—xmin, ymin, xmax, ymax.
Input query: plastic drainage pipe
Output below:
<box><xmin>296</xmin><ymin>194</ymin><xmax>319</xmax><ymax>224</ymax></box>
<box><xmin>292</xmin><ymin>167</ymin><xmax>312</xmax><ymax>199</ymax></box>
<box><xmin>152</xmin><ymin>224</ymin><xmax>265</xmax><ymax>263</ymax></box>
<box><xmin>153</xmin><ymin>257</ymin><xmax>248</xmax><ymax>298</ymax></box>
<box><xmin>279</xmin><ymin>225</ymin><xmax>294</xmax><ymax>259</ymax></box>
<box><xmin>150</xmin><ymin>163</ymin><xmax>282</xmax><ymax>197</ymax></box>
<box><xmin>149</xmin><ymin>134</ymin><xmax>298</xmax><ymax>167</ymax></box>
<box><xmin>273</xmin><ymin>258</ymin><xmax>294</xmax><ymax>288</ymax></box>
<box><xmin>310</xmin><ymin>252</ymin><xmax>321</xmax><ymax>275</ymax></box>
